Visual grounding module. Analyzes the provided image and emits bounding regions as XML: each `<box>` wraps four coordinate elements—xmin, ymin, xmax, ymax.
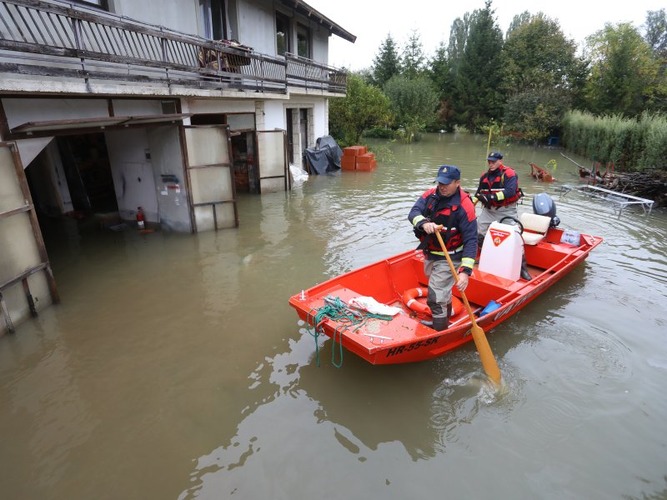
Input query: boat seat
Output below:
<box><xmin>520</xmin><ymin>213</ymin><xmax>551</xmax><ymax>245</ymax></box>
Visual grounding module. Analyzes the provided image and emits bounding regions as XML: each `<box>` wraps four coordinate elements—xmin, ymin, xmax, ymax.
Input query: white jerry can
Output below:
<box><xmin>478</xmin><ymin>222</ymin><xmax>523</xmax><ymax>281</ymax></box>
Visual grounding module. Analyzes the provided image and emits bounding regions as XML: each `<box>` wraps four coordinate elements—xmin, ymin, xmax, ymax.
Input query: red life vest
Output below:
<box><xmin>418</xmin><ymin>189</ymin><xmax>473</xmax><ymax>254</ymax></box>
<box><xmin>478</xmin><ymin>164</ymin><xmax>522</xmax><ymax>207</ymax></box>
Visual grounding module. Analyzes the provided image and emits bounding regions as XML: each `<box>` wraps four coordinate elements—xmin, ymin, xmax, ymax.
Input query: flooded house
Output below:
<box><xmin>0</xmin><ymin>0</ymin><xmax>355</xmax><ymax>334</ymax></box>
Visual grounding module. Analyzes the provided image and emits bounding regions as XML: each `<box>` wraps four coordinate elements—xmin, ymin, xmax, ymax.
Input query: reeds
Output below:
<box><xmin>562</xmin><ymin>111</ymin><xmax>667</xmax><ymax>171</ymax></box>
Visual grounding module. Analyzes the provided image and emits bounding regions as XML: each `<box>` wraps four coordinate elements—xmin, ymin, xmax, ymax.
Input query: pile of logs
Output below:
<box><xmin>561</xmin><ymin>153</ymin><xmax>667</xmax><ymax>207</ymax></box>
<box><xmin>599</xmin><ymin>170</ymin><xmax>667</xmax><ymax>208</ymax></box>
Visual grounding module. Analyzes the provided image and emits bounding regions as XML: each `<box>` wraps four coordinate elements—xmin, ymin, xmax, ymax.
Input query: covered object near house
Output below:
<box><xmin>304</xmin><ymin>135</ymin><xmax>343</xmax><ymax>174</ymax></box>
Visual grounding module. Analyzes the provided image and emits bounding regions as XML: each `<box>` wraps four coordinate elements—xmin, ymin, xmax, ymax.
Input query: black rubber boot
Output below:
<box><xmin>432</xmin><ymin>315</ymin><xmax>449</xmax><ymax>332</ymax></box>
<box><xmin>520</xmin><ymin>254</ymin><xmax>532</xmax><ymax>280</ymax></box>
<box><xmin>476</xmin><ymin>233</ymin><xmax>485</xmax><ymax>261</ymax></box>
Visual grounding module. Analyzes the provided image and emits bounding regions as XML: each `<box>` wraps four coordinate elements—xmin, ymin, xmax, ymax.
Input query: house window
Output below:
<box><xmin>200</xmin><ymin>0</ymin><xmax>228</xmax><ymax>40</ymax></box>
<box><xmin>70</xmin><ymin>0</ymin><xmax>109</xmax><ymax>10</ymax></box>
<box><xmin>296</xmin><ymin>23</ymin><xmax>311</xmax><ymax>59</ymax></box>
<box><xmin>276</xmin><ymin>12</ymin><xmax>290</xmax><ymax>56</ymax></box>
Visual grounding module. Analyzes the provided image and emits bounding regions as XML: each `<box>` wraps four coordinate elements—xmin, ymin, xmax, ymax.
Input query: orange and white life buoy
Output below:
<box><xmin>402</xmin><ymin>287</ymin><xmax>463</xmax><ymax>317</ymax></box>
<box><xmin>402</xmin><ymin>287</ymin><xmax>430</xmax><ymax>315</ymax></box>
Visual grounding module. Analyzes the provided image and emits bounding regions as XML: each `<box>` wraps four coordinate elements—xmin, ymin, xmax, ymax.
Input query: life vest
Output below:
<box><xmin>417</xmin><ymin>190</ymin><xmax>472</xmax><ymax>254</ymax></box>
<box><xmin>478</xmin><ymin>164</ymin><xmax>522</xmax><ymax>207</ymax></box>
<box><xmin>402</xmin><ymin>287</ymin><xmax>463</xmax><ymax>317</ymax></box>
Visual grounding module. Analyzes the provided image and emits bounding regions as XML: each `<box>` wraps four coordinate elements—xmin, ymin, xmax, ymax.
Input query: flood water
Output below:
<box><xmin>1</xmin><ymin>133</ymin><xmax>666</xmax><ymax>499</ymax></box>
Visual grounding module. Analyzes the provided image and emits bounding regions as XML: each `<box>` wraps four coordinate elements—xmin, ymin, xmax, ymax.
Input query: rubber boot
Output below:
<box><xmin>520</xmin><ymin>254</ymin><xmax>532</xmax><ymax>281</ymax></box>
<box><xmin>432</xmin><ymin>315</ymin><xmax>449</xmax><ymax>332</ymax></box>
<box><xmin>476</xmin><ymin>233</ymin><xmax>485</xmax><ymax>262</ymax></box>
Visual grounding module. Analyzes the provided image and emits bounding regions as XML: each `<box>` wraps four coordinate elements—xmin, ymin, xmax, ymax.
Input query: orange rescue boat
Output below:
<box><xmin>289</xmin><ymin>213</ymin><xmax>602</xmax><ymax>365</ymax></box>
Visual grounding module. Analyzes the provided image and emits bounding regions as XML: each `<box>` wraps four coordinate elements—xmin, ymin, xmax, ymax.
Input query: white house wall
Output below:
<box><xmin>148</xmin><ymin>127</ymin><xmax>192</xmax><ymax>233</ymax></box>
<box><xmin>110</xmin><ymin>1</ymin><xmax>200</xmax><ymax>39</ymax></box>
<box><xmin>183</xmin><ymin>99</ymin><xmax>256</xmax><ymax>115</ymax></box>
<box><xmin>105</xmin><ymin>129</ymin><xmax>158</xmax><ymax>222</ymax></box>
<box><xmin>2</xmin><ymin>98</ymin><xmax>109</xmax><ymax>131</ymax></box>
<box><xmin>311</xmin><ymin>25</ymin><xmax>330</xmax><ymax>64</ymax></box>
<box><xmin>112</xmin><ymin>99</ymin><xmax>164</xmax><ymax>116</ymax></box>
<box><xmin>107</xmin><ymin>0</ymin><xmax>331</xmax><ymax>65</ymax></box>
<box><xmin>238</xmin><ymin>1</ymin><xmax>276</xmax><ymax>54</ymax></box>
<box><xmin>263</xmin><ymin>100</ymin><xmax>286</xmax><ymax>130</ymax></box>
<box><xmin>15</xmin><ymin>137</ymin><xmax>54</xmax><ymax>169</ymax></box>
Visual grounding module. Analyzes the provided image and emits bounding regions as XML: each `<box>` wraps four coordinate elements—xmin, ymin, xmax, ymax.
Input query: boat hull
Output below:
<box><xmin>289</xmin><ymin>226</ymin><xmax>602</xmax><ymax>365</ymax></box>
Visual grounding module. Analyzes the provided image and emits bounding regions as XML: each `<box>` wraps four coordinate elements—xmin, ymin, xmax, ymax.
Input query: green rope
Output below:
<box><xmin>305</xmin><ymin>295</ymin><xmax>393</xmax><ymax>368</ymax></box>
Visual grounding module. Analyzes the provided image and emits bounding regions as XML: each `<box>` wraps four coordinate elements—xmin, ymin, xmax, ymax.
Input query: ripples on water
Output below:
<box><xmin>2</xmin><ymin>134</ymin><xmax>667</xmax><ymax>500</ymax></box>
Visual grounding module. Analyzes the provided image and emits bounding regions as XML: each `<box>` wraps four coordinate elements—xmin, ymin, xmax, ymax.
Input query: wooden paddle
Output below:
<box><xmin>434</xmin><ymin>229</ymin><xmax>502</xmax><ymax>385</ymax></box>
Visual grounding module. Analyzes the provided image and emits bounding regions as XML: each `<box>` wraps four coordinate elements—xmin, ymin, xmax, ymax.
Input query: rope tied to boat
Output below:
<box><xmin>306</xmin><ymin>295</ymin><xmax>393</xmax><ymax>368</ymax></box>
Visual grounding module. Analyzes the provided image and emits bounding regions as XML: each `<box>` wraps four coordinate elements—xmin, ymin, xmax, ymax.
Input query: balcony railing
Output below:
<box><xmin>0</xmin><ymin>0</ymin><xmax>347</xmax><ymax>95</ymax></box>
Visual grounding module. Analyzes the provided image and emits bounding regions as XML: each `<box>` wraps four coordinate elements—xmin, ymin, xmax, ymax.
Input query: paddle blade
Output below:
<box><xmin>470</xmin><ymin>323</ymin><xmax>502</xmax><ymax>385</ymax></box>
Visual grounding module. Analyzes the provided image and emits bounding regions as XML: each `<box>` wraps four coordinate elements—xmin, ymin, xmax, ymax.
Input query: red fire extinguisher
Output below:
<box><xmin>136</xmin><ymin>206</ymin><xmax>145</xmax><ymax>230</ymax></box>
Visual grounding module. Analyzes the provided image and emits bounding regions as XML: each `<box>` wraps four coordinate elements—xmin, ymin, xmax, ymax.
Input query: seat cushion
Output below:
<box><xmin>520</xmin><ymin>213</ymin><xmax>551</xmax><ymax>245</ymax></box>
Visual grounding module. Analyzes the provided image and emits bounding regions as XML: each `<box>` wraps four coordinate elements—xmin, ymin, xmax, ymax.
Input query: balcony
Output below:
<box><xmin>0</xmin><ymin>0</ymin><xmax>348</xmax><ymax>97</ymax></box>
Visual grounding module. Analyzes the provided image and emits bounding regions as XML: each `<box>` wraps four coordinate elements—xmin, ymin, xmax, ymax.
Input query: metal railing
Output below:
<box><xmin>0</xmin><ymin>0</ymin><xmax>347</xmax><ymax>95</ymax></box>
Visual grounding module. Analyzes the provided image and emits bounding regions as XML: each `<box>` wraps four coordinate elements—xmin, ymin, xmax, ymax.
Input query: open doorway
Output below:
<box><xmin>231</xmin><ymin>131</ymin><xmax>257</xmax><ymax>193</ymax></box>
<box><xmin>55</xmin><ymin>133</ymin><xmax>118</xmax><ymax>215</ymax></box>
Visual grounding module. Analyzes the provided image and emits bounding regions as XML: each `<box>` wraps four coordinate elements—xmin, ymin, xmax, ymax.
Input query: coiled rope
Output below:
<box><xmin>306</xmin><ymin>295</ymin><xmax>392</xmax><ymax>368</ymax></box>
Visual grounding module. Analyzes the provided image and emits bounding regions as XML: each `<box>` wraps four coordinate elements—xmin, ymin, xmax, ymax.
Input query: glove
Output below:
<box><xmin>478</xmin><ymin>193</ymin><xmax>497</xmax><ymax>207</ymax></box>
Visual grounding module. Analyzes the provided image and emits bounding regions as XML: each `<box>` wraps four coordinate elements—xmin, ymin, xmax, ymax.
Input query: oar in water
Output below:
<box><xmin>434</xmin><ymin>229</ymin><xmax>502</xmax><ymax>386</ymax></box>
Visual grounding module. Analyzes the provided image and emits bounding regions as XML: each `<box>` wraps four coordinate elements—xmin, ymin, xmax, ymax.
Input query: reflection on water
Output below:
<box><xmin>2</xmin><ymin>134</ymin><xmax>667</xmax><ymax>500</ymax></box>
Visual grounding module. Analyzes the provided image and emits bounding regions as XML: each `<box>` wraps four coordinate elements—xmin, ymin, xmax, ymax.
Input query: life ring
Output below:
<box><xmin>402</xmin><ymin>287</ymin><xmax>431</xmax><ymax>315</ymax></box>
<box><xmin>402</xmin><ymin>287</ymin><xmax>463</xmax><ymax>317</ymax></box>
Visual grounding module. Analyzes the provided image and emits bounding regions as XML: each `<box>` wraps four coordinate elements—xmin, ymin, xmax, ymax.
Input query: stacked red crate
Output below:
<box><xmin>341</xmin><ymin>145</ymin><xmax>367</xmax><ymax>170</ymax></box>
<box><xmin>341</xmin><ymin>145</ymin><xmax>377</xmax><ymax>171</ymax></box>
<box><xmin>355</xmin><ymin>152</ymin><xmax>376</xmax><ymax>171</ymax></box>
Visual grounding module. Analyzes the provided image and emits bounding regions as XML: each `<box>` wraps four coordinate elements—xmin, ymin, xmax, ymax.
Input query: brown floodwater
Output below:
<box><xmin>1</xmin><ymin>133</ymin><xmax>666</xmax><ymax>499</ymax></box>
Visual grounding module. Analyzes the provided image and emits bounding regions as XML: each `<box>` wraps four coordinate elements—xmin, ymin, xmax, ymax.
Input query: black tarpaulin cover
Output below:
<box><xmin>304</xmin><ymin>135</ymin><xmax>342</xmax><ymax>174</ymax></box>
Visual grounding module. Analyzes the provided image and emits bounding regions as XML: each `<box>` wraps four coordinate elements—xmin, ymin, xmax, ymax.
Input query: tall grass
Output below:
<box><xmin>562</xmin><ymin>111</ymin><xmax>667</xmax><ymax>171</ymax></box>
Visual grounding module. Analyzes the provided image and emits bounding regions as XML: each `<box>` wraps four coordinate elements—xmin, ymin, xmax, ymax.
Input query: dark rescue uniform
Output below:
<box><xmin>408</xmin><ymin>187</ymin><xmax>477</xmax><ymax>272</ymax></box>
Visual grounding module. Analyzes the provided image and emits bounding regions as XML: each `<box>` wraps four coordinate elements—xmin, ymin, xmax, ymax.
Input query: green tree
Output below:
<box><xmin>502</xmin><ymin>13</ymin><xmax>582</xmax><ymax>95</ymax></box>
<box><xmin>372</xmin><ymin>34</ymin><xmax>402</xmax><ymax>88</ymax></box>
<box><xmin>429</xmin><ymin>42</ymin><xmax>456</xmax><ymax>130</ymax></box>
<box><xmin>501</xmin><ymin>12</ymin><xmax>587</xmax><ymax>141</ymax></box>
<box><xmin>643</xmin><ymin>9</ymin><xmax>667</xmax><ymax>113</ymax></box>
<box><xmin>383</xmin><ymin>75</ymin><xmax>439</xmax><ymax>142</ymax></box>
<box><xmin>401</xmin><ymin>30</ymin><xmax>427</xmax><ymax>79</ymax></box>
<box><xmin>584</xmin><ymin>23</ymin><xmax>660</xmax><ymax>116</ymax></box>
<box><xmin>429</xmin><ymin>14</ymin><xmax>474</xmax><ymax>131</ymax></box>
<box><xmin>644</xmin><ymin>8</ymin><xmax>667</xmax><ymax>58</ymax></box>
<box><xmin>329</xmin><ymin>73</ymin><xmax>392</xmax><ymax>145</ymax></box>
<box><xmin>449</xmin><ymin>1</ymin><xmax>505</xmax><ymax>132</ymax></box>
<box><xmin>503</xmin><ymin>89</ymin><xmax>566</xmax><ymax>143</ymax></box>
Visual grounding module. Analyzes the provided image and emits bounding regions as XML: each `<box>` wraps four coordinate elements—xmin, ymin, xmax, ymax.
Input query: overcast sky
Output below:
<box><xmin>306</xmin><ymin>0</ymin><xmax>665</xmax><ymax>71</ymax></box>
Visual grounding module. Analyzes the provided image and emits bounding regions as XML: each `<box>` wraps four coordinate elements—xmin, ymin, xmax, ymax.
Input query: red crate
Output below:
<box><xmin>343</xmin><ymin>145</ymin><xmax>367</xmax><ymax>157</ymax></box>
<box><xmin>341</xmin><ymin>156</ymin><xmax>356</xmax><ymax>170</ymax></box>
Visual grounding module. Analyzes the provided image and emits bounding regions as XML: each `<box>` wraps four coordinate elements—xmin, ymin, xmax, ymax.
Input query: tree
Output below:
<box><xmin>383</xmin><ymin>75</ymin><xmax>439</xmax><ymax>142</ymax></box>
<box><xmin>329</xmin><ymin>73</ymin><xmax>392</xmax><ymax>145</ymax></box>
<box><xmin>503</xmin><ymin>89</ymin><xmax>567</xmax><ymax>143</ymax></box>
<box><xmin>643</xmin><ymin>9</ymin><xmax>667</xmax><ymax>113</ymax></box>
<box><xmin>449</xmin><ymin>1</ymin><xmax>505</xmax><ymax>132</ymax></box>
<box><xmin>584</xmin><ymin>23</ymin><xmax>660</xmax><ymax>117</ymax></box>
<box><xmin>401</xmin><ymin>30</ymin><xmax>427</xmax><ymax>79</ymax></box>
<box><xmin>644</xmin><ymin>8</ymin><xmax>667</xmax><ymax>58</ymax></box>
<box><xmin>372</xmin><ymin>34</ymin><xmax>402</xmax><ymax>88</ymax></box>
<box><xmin>500</xmin><ymin>12</ymin><xmax>587</xmax><ymax>141</ymax></box>
<box><xmin>501</xmin><ymin>13</ymin><xmax>582</xmax><ymax>95</ymax></box>
<box><xmin>429</xmin><ymin>42</ymin><xmax>456</xmax><ymax>130</ymax></box>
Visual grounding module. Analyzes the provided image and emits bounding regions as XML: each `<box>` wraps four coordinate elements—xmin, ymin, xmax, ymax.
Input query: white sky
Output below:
<box><xmin>306</xmin><ymin>0</ymin><xmax>665</xmax><ymax>71</ymax></box>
